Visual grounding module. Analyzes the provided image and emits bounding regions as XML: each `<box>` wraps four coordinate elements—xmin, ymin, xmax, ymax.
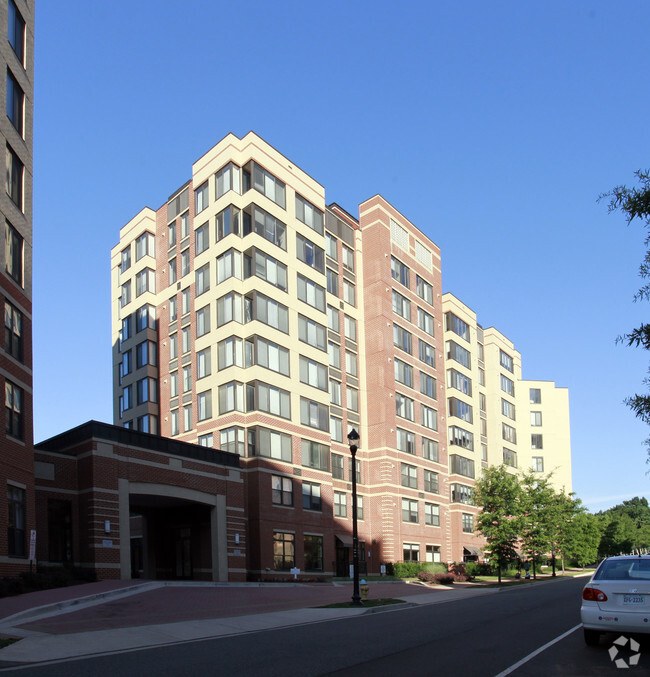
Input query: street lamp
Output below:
<box><xmin>347</xmin><ymin>428</ymin><xmax>362</xmax><ymax>606</ymax></box>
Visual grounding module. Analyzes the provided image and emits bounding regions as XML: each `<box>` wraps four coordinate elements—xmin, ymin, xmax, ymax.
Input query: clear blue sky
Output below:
<box><xmin>33</xmin><ymin>1</ymin><xmax>650</xmax><ymax>513</ymax></box>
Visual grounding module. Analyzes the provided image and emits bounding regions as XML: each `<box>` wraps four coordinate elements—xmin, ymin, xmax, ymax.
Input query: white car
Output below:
<box><xmin>581</xmin><ymin>555</ymin><xmax>650</xmax><ymax>645</ymax></box>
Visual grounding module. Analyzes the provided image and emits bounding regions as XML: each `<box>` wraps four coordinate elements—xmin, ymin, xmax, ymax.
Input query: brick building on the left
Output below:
<box><xmin>0</xmin><ymin>0</ymin><xmax>35</xmax><ymax>578</ymax></box>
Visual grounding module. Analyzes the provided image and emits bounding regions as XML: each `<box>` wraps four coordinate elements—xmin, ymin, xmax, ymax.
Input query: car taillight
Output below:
<box><xmin>583</xmin><ymin>587</ymin><xmax>608</xmax><ymax>602</ymax></box>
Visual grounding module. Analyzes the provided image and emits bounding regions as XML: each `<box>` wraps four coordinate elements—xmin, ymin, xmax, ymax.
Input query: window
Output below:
<box><xmin>248</xmin><ymin>381</ymin><xmax>291</xmax><ymax>419</ymax></box>
<box><xmin>462</xmin><ymin>513</ymin><xmax>474</xmax><ymax>533</ymax></box>
<box><xmin>135</xmin><ymin>304</ymin><xmax>156</xmax><ymax>332</ymax></box>
<box><xmin>296</xmin><ymin>233</ymin><xmax>325</xmax><ymax>272</ymax></box>
<box><xmin>416</xmin><ymin>276</ymin><xmax>433</xmax><ymax>305</ymax></box>
<box><xmin>135</xmin><ymin>268</ymin><xmax>155</xmax><ymax>296</ymax></box>
<box><xmin>168</xmin><ymin>259</ymin><xmax>177</xmax><ymax>284</ymax></box>
<box><xmin>7</xmin><ymin>484</ymin><xmax>25</xmax><ymax>557</ymax></box>
<box><xmin>401</xmin><ymin>463</ymin><xmax>417</xmax><ymax>488</ymax></box>
<box><xmin>479</xmin><ymin>392</ymin><xmax>486</xmax><ymax>413</ymax></box>
<box><xmin>330</xmin><ymin>378</ymin><xmax>341</xmax><ymax>406</ymax></box>
<box><xmin>198</xmin><ymin>434</ymin><xmax>213</xmax><ymax>448</ymax></box>
<box><xmin>531</xmin><ymin>434</ymin><xmax>543</xmax><ymax>450</ymax></box>
<box><xmin>135</xmin><ymin>232</ymin><xmax>155</xmax><ymax>261</ymax></box>
<box><xmin>500</xmin><ymin>350</ymin><xmax>514</xmax><ymax>373</ymax></box>
<box><xmin>446</xmin><ymin>340</ymin><xmax>471</xmax><ymax>368</ymax></box>
<box><xmin>6</xmin><ymin>144</ymin><xmax>22</xmax><ymax>209</ymax></box>
<box><xmin>273</xmin><ymin>532</ymin><xmax>294</xmax><ymax>570</ymax></box>
<box><xmin>197</xmin><ymin>390</ymin><xmax>212</xmax><ymax>421</ymax></box>
<box><xmin>532</xmin><ymin>456</ymin><xmax>544</xmax><ymax>472</ymax></box>
<box><xmin>344</xmin><ymin>315</ymin><xmax>356</xmax><ymax>342</ymax></box>
<box><xmin>7</xmin><ymin>69</ymin><xmax>23</xmax><ymax>135</ymax></box>
<box><xmin>245</xmin><ymin>293</ymin><xmax>289</xmax><ymax>333</ymax></box>
<box><xmin>345</xmin><ymin>350</ymin><xmax>358</xmax><ymax>376</ymax></box>
<box><xmin>325</xmin><ymin>232</ymin><xmax>338</xmax><ymax>260</ymax></box>
<box><xmin>392</xmin><ymin>290</ymin><xmax>411</xmax><ymax>320</ymax></box>
<box><xmin>356</xmin><ymin>495</ymin><xmax>364</xmax><ymax>520</ymax></box>
<box><xmin>220</xmin><ymin>426</ymin><xmax>245</xmax><ymax>456</ymax></box>
<box><xmin>397</xmin><ymin>428</ymin><xmax>415</xmax><ymax>454</ymax></box>
<box><xmin>418</xmin><ymin>308</ymin><xmax>434</xmax><ymax>336</ymax></box>
<box><xmin>119</xmin><ymin>350</ymin><xmax>132</xmax><ymax>384</ymax></box>
<box><xmin>304</xmin><ymin>535</ymin><xmax>324</xmax><ymax>571</ymax></box>
<box><xmin>243</xmin><ymin>204</ymin><xmax>286</xmax><ymax>249</ymax></box>
<box><xmin>215</xmin><ymin>162</ymin><xmax>241</xmax><ymax>198</ymax></box>
<box><xmin>136</xmin><ymin>414</ymin><xmax>157</xmax><ymax>434</ymax></box>
<box><xmin>302</xmin><ymin>439</ymin><xmax>330</xmax><ymax>471</ymax></box>
<box><xmin>183</xmin><ymin>365</ymin><xmax>192</xmax><ymax>393</ymax></box>
<box><xmin>403</xmin><ymin>543</ymin><xmax>419</xmax><ymax>562</ymax></box>
<box><xmin>530</xmin><ymin>388</ymin><xmax>542</xmax><ymax>404</ymax></box>
<box><xmin>168</xmin><ymin>221</ymin><xmax>176</xmax><ymax>248</ymax></box>
<box><xmin>247</xmin><ymin>336</ymin><xmax>289</xmax><ymax>375</ymax></box>
<box><xmin>244</xmin><ymin>249</ymin><xmax>287</xmax><ymax>291</ymax></box>
<box><xmin>530</xmin><ymin>411</ymin><xmax>542</xmax><ymax>426</ymax></box>
<box><xmin>420</xmin><ymin>372</ymin><xmax>437</xmax><ymax>399</ymax></box>
<box><xmin>297</xmin><ymin>274</ymin><xmax>326</xmax><ymax>312</ymax></box>
<box><xmin>182</xmin><ymin>289</ymin><xmax>190</xmax><ymax>315</ymax></box>
<box><xmin>302</xmin><ymin>482</ymin><xmax>321</xmax><ymax>511</ymax></box>
<box><xmin>136</xmin><ymin>377</ymin><xmax>157</xmax><ymax>405</ymax></box>
<box><xmin>396</xmin><ymin>393</ymin><xmax>414</xmax><ymax>421</ymax></box>
<box><xmin>334</xmin><ymin>491</ymin><xmax>347</xmax><ymax>517</ymax></box>
<box><xmin>216</xmin><ymin>205</ymin><xmax>241</xmax><ymax>241</ymax></box>
<box><xmin>218</xmin><ymin>381</ymin><xmax>244</xmax><ymax>413</ymax></box>
<box><xmin>249</xmin><ymin>427</ymin><xmax>292</xmax><ymax>461</ymax></box>
<box><xmin>254</xmin><ymin>163</ymin><xmax>286</xmax><ymax>208</ymax></box>
<box><xmin>342</xmin><ymin>245</ymin><xmax>354</xmax><ymax>271</ymax></box>
<box><xmin>5</xmin><ymin>221</ymin><xmax>22</xmax><ymax>285</ymax></box>
<box><xmin>197</xmin><ymin>347</ymin><xmax>211</xmax><ymax>379</ymax></box>
<box><xmin>451</xmin><ymin>483</ymin><xmax>474</xmax><ymax>505</ymax></box>
<box><xmin>501</xmin><ymin>398</ymin><xmax>516</xmax><ymax>420</ymax></box>
<box><xmin>216</xmin><ymin>249</ymin><xmax>242</xmax><ymax>283</ymax></box>
<box><xmin>402</xmin><ymin>498</ymin><xmax>418</xmax><ymax>523</ymax></box>
<box><xmin>448</xmin><ymin>397</ymin><xmax>472</xmax><ymax>423</ymax></box>
<box><xmin>120</xmin><ymin>247</ymin><xmax>131</xmax><ymax>274</ymax></box>
<box><xmin>426</xmin><ymin>545</ymin><xmax>441</xmax><ymax>563</ymax></box>
<box><xmin>120</xmin><ymin>385</ymin><xmax>132</xmax><ymax>416</ymax></box>
<box><xmin>449</xmin><ymin>425</ymin><xmax>474</xmax><ymax>451</ymax></box>
<box><xmin>394</xmin><ymin>325</ymin><xmax>412</xmax><ymax>353</ymax></box>
<box><xmin>196</xmin><ymin>305</ymin><xmax>210</xmax><ymax>337</ymax></box>
<box><xmin>195</xmin><ymin>181</ymin><xmax>209</xmax><ymax>214</ymax></box>
<box><xmin>448</xmin><ymin>369</ymin><xmax>472</xmax><ymax>396</ymax></box>
<box><xmin>170</xmin><ymin>409</ymin><xmax>179</xmax><ymax>435</ymax></box>
<box><xmin>295</xmin><ymin>194</ymin><xmax>323</xmax><ymax>234</ymax></box>
<box><xmin>169</xmin><ymin>333</ymin><xmax>177</xmax><ymax>359</ymax></box>
<box><xmin>169</xmin><ymin>371</ymin><xmax>178</xmax><ymax>397</ymax></box>
<box><xmin>327</xmin><ymin>305</ymin><xmax>339</xmax><ymax>332</ymax></box>
<box><xmin>4</xmin><ymin>300</ymin><xmax>22</xmax><ymax>361</ymax></box>
<box><xmin>180</xmin><ymin>249</ymin><xmax>190</xmax><ymax>277</ymax></box>
<box><xmin>450</xmin><ymin>454</ymin><xmax>475</xmax><ymax>479</ymax></box>
<box><xmin>5</xmin><ymin>380</ymin><xmax>22</xmax><ymax>438</ymax></box>
<box><xmin>195</xmin><ymin>263</ymin><xmax>210</xmax><ymax>296</ymax></box>
<box><xmin>503</xmin><ymin>448</ymin><xmax>517</xmax><ymax>468</ymax></box>
<box><xmin>350</xmin><ymin>457</ymin><xmax>361</xmax><ymax>484</ymax></box>
<box><xmin>500</xmin><ymin>374</ymin><xmax>515</xmax><ymax>396</ymax></box>
<box><xmin>8</xmin><ymin>1</ymin><xmax>25</xmax><ymax>65</ymax></box>
<box><xmin>328</xmin><ymin>341</ymin><xmax>340</xmax><ymax>369</ymax></box>
<box><xmin>217</xmin><ymin>291</ymin><xmax>243</xmax><ymax>326</ymax></box>
<box><xmin>332</xmin><ymin>453</ymin><xmax>344</xmax><ymax>479</ymax></box>
<box><xmin>343</xmin><ymin>280</ymin><xmax>355</xmax><ymax>306</ymax></box>
<box><xmin>195</xmin><ymin>222</ymin><xmax>210</xmax><ymax>255</ymax></box>
<box><xmin>299</xmin><ymin>356</ymin><xmax>328</xmax><ymax>391</ymax></box>
<box><xmin>135</xmin><ymin>340</ymin><xmax>157</xmax><ymax>368</ymax></box>
<box><xmin>120</xmin><ymin>316</ymin><xmax>132</xmax><ymax>343</ymax></box>
<box><xmin>445</xmin><ymin>312</ymin><xmax>470</xmax><ymax>341</ymax></box>
<box><xmin>326</xmin><ymin>268</ymin><xmax>338</xmax><ymax>296</ymax></box>
<box><xmin>391</xmin><ymin>257</ymin><xmax>409</xmax><ymax>287</ymax></box>
<box><xmin>422</xmin><ymin>437</ymin><xmax>439</xmax><ymax>462</ymax></box>
<box><xmin>419</xmin><ymin>340</ymin><xmax>435</xmax><ymax>367</ymax></box>
<box><xmin>346</xmin><ymin>386</ymin><xmax>359</xmax><ymax>412</ymax></box>
<box><xmin>425</xmin><ymin>503</ymin><xmax>440</xmax><ymax>526</ymax></box>
<box><xmin>300</xmin><ymin>397</ymin><xmax>329</xmax><ymax>431</ymax></box>
<box><xmin>502</xmin><ymin>423</ymin><xmax>517</xmax><ymax>444</ymax></box>
<box><xmin>298</xmin><ymin>315</ymin><xmax>326</xmax><ymax>351</ymax></box>
<box><xmin>421</xmin><ymin>405</ymin><xmax>438</xmax><ymax>431</ymax></box>
<box><xmin>424</xmin><ymin>469</ymin><xmax>439</xmax><ymax>493</ymax></box>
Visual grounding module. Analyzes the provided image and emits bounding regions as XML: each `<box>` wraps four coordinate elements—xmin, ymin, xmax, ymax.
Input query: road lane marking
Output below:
<box><xmin>493</xmin><ymin>624</ymin><xmax>582</xmax><ymax>677</ymax></box>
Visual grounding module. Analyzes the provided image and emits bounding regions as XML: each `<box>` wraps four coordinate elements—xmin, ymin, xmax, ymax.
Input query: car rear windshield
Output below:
<box><xmin>595</xmin><ymin>559</ymin><xmax>650</xmax><ymax>581</ymax></box>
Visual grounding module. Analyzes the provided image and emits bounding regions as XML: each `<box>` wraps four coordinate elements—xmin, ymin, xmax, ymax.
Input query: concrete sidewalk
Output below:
<box><xmin>0</xmin><ymin>579</ymin><xmax>499</xmax><ymax>666</ymax></box>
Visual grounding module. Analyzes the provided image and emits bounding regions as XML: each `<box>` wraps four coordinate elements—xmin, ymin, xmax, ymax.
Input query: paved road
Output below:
<box><xmin>1</xmin><ymin>577</ymin><xmax>645</xmax><ymax>676</ymax></box>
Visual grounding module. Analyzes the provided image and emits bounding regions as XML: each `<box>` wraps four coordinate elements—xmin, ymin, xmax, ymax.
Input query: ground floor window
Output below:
<box><xmin>304</xmin><ymin>535</ymin><xmax>323</xmax><ymax>571</ymax></box>
<box><xmin>403</xmin><ymin>543</ymin><xmax>419</xmax><ymax>562</ymax></box>
<box><xmin>7</xmin><ymin>485</ymin><xmax>25</xmax><ymax>557</ymax></box>
<box><xmin>425</xmin><ymin>545</ymin><xmax>441</xmax><ymax>562</ymax></box>
<box><xmin>273</xmin><ymin>531</ymin><xmax>295</xmax><ymax>570</ymax></box>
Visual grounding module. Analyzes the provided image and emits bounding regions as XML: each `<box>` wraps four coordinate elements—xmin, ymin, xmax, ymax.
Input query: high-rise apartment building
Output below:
<box><xmin>111</xmin><ymin>132</ymin><xmax>571</xmax><ymax>579</ymax></box>
<box><xmin>0</xmin><ymin>0</ymin><xmax>33</xmax><ymax>577</ymax></box>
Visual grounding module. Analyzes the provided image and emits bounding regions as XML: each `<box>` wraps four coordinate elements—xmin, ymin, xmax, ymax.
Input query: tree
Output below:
<box><xmin>561</xmin><ymin>511</ymin><xmax>601</xmax><ymax>567</ymax></box>
<box><xmin>473</xmin><ymin>465</ymin><xmax>522</xmax><ymax>583</ymax></box>
<box><xmin>596</xmin><ymin>496</ymin><xmax>650</xmax><ymax>555</ymax></box>
<box><xmin>519</xmin><ymin>472</ymin><xmax>558</xmax><ymax>580</ymax></box>
<box><xmin>602</xmin><ymin>171</ymin><xmax>650</xmax><ymax>453</ymax></box>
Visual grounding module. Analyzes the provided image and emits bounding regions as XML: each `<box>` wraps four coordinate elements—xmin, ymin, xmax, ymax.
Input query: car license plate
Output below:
<box><xmin>623</xmin><ymin>595</ymin><xmax>644</xmax><ymax>605</ymax></box>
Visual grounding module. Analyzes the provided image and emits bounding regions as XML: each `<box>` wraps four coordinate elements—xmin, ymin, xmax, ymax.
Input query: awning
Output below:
<box><xmin>336</xmin><ymin>534</ymin><xmax>354</xmax><ymax>547</ymax></box>
<box><xmin>463</xmin><ymin>546</ymin><xmax>480</xmax><ymax>556</ymax></box>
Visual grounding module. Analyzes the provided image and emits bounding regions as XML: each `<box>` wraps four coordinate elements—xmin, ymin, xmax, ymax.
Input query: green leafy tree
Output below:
<box><xmin>597</xmin><ymin>496</ymin><xmax>650</xmax><ymax>555</ymax></box>
<box><xmin>602</xmin><ymin>171</ymin><xmax>650</xmax><ymax>453</ymax></box>
<box><xmin>519</xmin><ymin>472</ymin><xmax>557</xmax><ymax>579</ymax></box>
<box><xmin>473</xmin><ymin>465</ymin><xmax>522</xmax><ymax>583</ymax></box>
<box><xmin>562</xmin><ymin>512</ymin><xmax>601</xmax><ymax>567</ymax></box>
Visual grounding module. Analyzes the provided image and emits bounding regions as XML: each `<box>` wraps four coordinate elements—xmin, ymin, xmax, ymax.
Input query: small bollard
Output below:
<box><xmin>360</xmin><ymin>579</ymin><xmax>369</xmax><ymax>601</ymax></box>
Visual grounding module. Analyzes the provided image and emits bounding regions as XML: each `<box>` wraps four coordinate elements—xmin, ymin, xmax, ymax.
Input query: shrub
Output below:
<box><xmin>417</xmin><ymin>571</ymin><xmax>436</xmax><ymax>583</ymax></box>
<box><xmin>382</xmin><ymin>562</ymin><xmax>395</xmax><ymax>576</ymax></box>
<box><xmin>434</xmin><ymin>573</ymin><xmax>455</xmax><ymax>585</ymax></box>
<box><xmin>449</xmin><ymin>562</ymin><xmax>474</xmax><ymax>582</ymax></box>
<box><xmin>393</xmin><ymin>562</ymin><xmax>420</xmax><ymax>578</ymax></box>
<box><xmin>419</xmin><ymin>562</ymin><xmax>448</xmax><ymax>574</ymax></box>
<box><xmin>466</xmin><ymin>561</ymin><xmax>495</xmax><ymax>576</ymax></box>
